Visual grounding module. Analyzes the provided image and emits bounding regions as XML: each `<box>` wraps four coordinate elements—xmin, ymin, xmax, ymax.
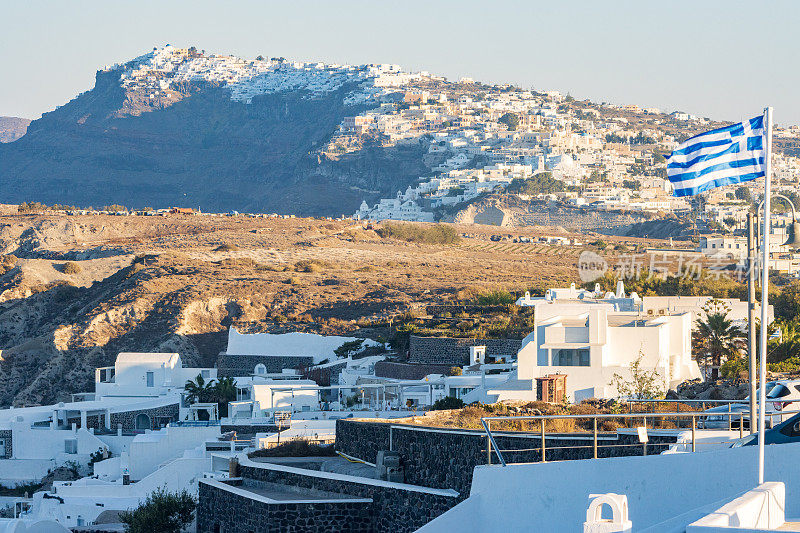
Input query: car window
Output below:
<box><xmin>780</xmin><ymin>418</ymin><xmax>800</xmax><ymax>438</ymax></box>
<box><xmin>794</xmin><ymin>385</ymin><xmax>800</xmax><ymax>395</ymax></box>
<box><xmin>767</xmin><ymin>385</ymin><xmax>791</xmax><ymax>399</ymax></box>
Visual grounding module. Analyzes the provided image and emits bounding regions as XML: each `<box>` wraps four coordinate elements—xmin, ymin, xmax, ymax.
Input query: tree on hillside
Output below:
<box><xmin>214</xmin><ymin>376</ymin><xmax>237</xmax><ymax>417</ymax></box>
<box><xmin>184</xmin><ymin>374</ymin><xmax>216</xmax><ymax>404</ymax></box>
<box><xmin>498</xmin><ymin>113</ymin><xmax>520</xmax><ymax>131</ymax></box>
<box><xmin>693</xmin><ymin>300</ymin><xmax>745</xmax><ymax>380</ymax></box>
<box><xmin>507</xmin><ymin>172</ymin><xmax>564</xmax><ymax>196</ymax></box>
<box><xmin>119</xmin><ymin>487</ymin><xmax>196</xmax><ymax>533</ymax></box>
<box><xmin>735</xmin><ymin>186</ymin><xmax>752</xmax><ymax>202</ymax></box>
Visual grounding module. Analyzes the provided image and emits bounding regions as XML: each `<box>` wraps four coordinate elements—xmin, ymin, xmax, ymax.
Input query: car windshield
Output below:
<box><xmin>745</xmin><ymin>382</ymin><xmax>779</xmax><ymax>401</ymax></box>
<box><xmin>767</xmin><ymin>385</ymin><xmax>791</xmax><ymax>399</ymax></box>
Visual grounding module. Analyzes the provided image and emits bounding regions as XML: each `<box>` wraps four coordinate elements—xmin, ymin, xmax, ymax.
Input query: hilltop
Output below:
<box><xmin>0</xmin><ymin>116</ymin><xmax>31</xmax><ymax>143</ymax></box>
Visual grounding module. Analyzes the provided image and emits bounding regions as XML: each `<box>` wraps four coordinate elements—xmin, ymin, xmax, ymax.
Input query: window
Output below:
<box><xmin>65</xmin><ymin>439</ymin><xmax>78</xmax><ymax>454</ymax></box>
<box><xmin>254</xmin><ymin>364</ymin><xmax>267</xmax><ymax>376</ymax></box>
<box><xmin>767</xmin><ymin>385</ymin><xmax>791</xmax><ymax>399</ymax></box>
<box><xmin>146</xmin><ymin>372</ymin><xmax>154</xmax><ymax>388</ymax></box>
<box><xmin>553</xmin><ymin>349</ymin><xmax>590</xmax><ymax>366</ymax></box>
<box><xmin>201</xmin><ymin>370</ymin><xmax>210</xmax><ymax>379</ymax></box>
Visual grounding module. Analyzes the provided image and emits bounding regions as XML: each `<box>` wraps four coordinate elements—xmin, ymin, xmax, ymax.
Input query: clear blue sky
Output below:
<box><xmin>1</xmin><ymin>1</ymin><xmax>797</xmax><ymax>125</ymax></box>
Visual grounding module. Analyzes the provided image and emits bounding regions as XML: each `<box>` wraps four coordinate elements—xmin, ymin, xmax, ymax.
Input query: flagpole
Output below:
<box><xmin>758</xmin><ymin>106</ymin><xmax>773</xmax><ymax>485</ymax></box>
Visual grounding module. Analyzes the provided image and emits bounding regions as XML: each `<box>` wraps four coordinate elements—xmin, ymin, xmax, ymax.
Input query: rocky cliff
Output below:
<box><xmin>0</xmin><ymin>49</ymin><xmax>427</xmax><ymax>216</ymax></box>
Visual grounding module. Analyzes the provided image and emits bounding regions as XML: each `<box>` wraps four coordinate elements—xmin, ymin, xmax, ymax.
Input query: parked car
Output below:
<box><xmin>699</xmin><ymin>380</ymin><xmax>800</xmax><ymax>430</ymax></box>
<box><xmin>731</xmin><ymin>411</ymin><xmax>800</xmax><ymax>447</ymax></box>
<box><xmin>697</xmin><ymin>380</ymin><xmax>796</xmax><ymax>429</ymax></box>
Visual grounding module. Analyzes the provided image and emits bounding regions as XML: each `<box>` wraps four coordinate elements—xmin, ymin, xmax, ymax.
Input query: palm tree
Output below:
<box><xmin>214</xmin><ymin>376</ymin><xmax>237</xmax><ymax>418</ymax></box>
<box><xmin>693</xmin><ymin>311</ymin><xmax>745</xmax><ymax>380</ymax></box>
<box><xmin>184</xmin><ymin>374</ymin><xmax>216</xmax><ymax>404</ymax></box>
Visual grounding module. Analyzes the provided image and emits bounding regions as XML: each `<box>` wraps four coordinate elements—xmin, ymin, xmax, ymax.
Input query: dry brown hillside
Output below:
<box><xmin>0</xmin><ymin>213</ymin><xmax>643</xmax><ymax>406</ymax></box>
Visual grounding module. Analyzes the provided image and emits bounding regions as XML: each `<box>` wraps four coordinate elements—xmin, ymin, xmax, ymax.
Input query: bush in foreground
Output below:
<box><xmin>430</xmin><ymin>396</ymin><xmax>465</xmax><ymax>411</ymax></box>
<box><xmin>119</xmin><ymin>487</ymin><xmax>196</xmax><ymax>533</ymax></box>
<box><xmin>248</xmin><ymin>440</ymin><xmax>337</xmax><ymax>458</ymax></box>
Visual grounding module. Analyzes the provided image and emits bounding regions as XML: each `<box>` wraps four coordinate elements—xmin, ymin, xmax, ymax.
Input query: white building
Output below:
<box><xmin>516</xmin><ymin>305</ymin><xmax>701</xmax><ymax>401</ymax></box>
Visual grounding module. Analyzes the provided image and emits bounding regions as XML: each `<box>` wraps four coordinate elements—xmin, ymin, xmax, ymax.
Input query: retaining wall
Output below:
<box><xmin>335</xmin><ymin>419</ymin><xmax>678</xmax><ymax>497</ymax></box>
<box><xmin>216</xmin><ymin>353</ymin><xmax>314</xmax><ymax>377</ymax></box>
<box><xmin>408</xmin><ymin>336</ymin><xmax>521</xmax><ymax>366</ymax></box>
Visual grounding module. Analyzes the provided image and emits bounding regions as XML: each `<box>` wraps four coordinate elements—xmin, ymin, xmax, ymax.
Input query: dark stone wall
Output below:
<box><xmin>0</xmin><ymin>430</ymin><xmax>11</xmax><ymax>458</ymax></box>
<box><xmin>109</xmin><ymin>403</ymin><xmax>179</xmax><ymax>431</ymax></box>
<box><xmin>408</xmin><ymin>336</ymin><xmax>522</xmax><ymax>365</ymax></box>
<box><xmin>66</xmin><ymin>414</ymin><xmax>104</xmax><ymax>430</ymax></box>
<box><xmin>231</xmin><ymin>463</ymin><xmax>458</xmax><ymax>533</ymax></box>
<box><xmin>221</xmin><ymin>424</ymin><xmax>279</xmax><ymax>437</ymax></box>
<box><xmin>197</xmin><ymin>481</ymin><xmax>373</xmax><ymax>533</ymax></box>
<box><xmin>374</xmin><ymin>361</ymin><xmax>454</xmax><ymax>380</ymax></box>
<box><xmin>216</xmin><ymin>353</ymin><xmax>314</xmax><ymax>377</ymax></box>
<box><xmin>336</xmin><ymin>420</ymin><xmax>678</xmax><ymax>497</ymax></box>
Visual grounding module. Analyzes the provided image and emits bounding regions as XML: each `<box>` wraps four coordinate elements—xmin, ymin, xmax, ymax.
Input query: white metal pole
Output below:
<box><xmin>758</xmin><ymin>106</ymin><xmax>773</xmax><ymax>485</ymax></box>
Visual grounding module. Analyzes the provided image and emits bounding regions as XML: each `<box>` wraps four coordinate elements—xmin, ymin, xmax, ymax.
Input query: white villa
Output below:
<box><xmin>517</xmin><ymin>305</ymin><xmax>701</xmax><ymax>402</ymax></box>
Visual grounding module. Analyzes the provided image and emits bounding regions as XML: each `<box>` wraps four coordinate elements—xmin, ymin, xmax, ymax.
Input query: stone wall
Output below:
<box><xmin>197</xmin><ymin>480</ymin><xmax>373</xmax><ymax>533</ymax></box>
<box><xmin>408</xmin><ymin>336</ymin><xmax>522</xmax><ymax>365</ymax></box>
<box><xmin>336</xmin><ymin>420</ymin><xmax>678</xmax><ymax>497</ymax></box>
<box><xmin>216</xmin><ymin>353</ymin><xmax>314</xmax><ymax>377</ymax></box>
<box><xmin>109</xmin><ymin>403</ymin><xmax>179</xmax><ymax>431</ymax></box>
<box><xmin>374</xmin><ymin>361</ymin><xmax>454</xmax><ymax>380</ymax></box>
<box><xmin>221</xmin><ymin>424</ymin><xmax>279</xmax><ymax>437</ymax></box>
<box><xmin>0</xmin><ymin>430</ymin><xmax>11</xmax><ymax>459</ymax></box>
<box><xmin>232</xmin><ymin>462</ymin><xmax>458</xmax><ymax>533</ymax></box>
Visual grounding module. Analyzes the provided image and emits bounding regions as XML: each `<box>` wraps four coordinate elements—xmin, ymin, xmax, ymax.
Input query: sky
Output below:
<box><xmin>1</xmin><ymin>1</ymin><xmax>798</xmax><ymax>125</ymax></box>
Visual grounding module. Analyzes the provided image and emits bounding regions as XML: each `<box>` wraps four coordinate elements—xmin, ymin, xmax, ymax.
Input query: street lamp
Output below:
<box><xmin>756</xmin><ymin>194</ymin><xmax>800</xmax><ymax>251</ymax></box>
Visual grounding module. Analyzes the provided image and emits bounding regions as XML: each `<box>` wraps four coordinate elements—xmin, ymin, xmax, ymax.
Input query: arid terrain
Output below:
<box><xmin>0</xmin><ymin>212</ymin><xmax>667</xmax><ymax>406</ymax></box>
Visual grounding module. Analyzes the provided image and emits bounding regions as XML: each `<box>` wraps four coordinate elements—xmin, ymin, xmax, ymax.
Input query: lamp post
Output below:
<box><xmin>748</xmin><ymin>195</ymin><xmax>800</xmax><ymax>434</ymax></box>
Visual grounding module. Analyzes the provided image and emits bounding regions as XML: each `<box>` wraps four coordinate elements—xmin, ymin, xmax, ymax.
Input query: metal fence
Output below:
<box><xmin>481</xmin><ymin>408</ymin><xmax>800</xmax><ymax>467</ymax></box>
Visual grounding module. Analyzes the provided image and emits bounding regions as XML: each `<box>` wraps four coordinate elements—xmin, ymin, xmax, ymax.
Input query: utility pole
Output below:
<box><xmin>747</xmin><ymin>212</ymin><xmax>757</xmax><ymax>434</ymax></box>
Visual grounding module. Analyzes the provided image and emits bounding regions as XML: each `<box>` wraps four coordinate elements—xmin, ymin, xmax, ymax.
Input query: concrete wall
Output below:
<box><xmin>408</xmin><ymin>336</ymin><xmax>521</xmax><ymax>366</ymax></box>
<box><xmin>127</xmin><ymin>425</ymin><xmax>219</xmax><ymax>480</ymax></box>
<box><xmin>419</xmin><ymin>442</ymin><xmax>800</xmax><ymax>532</ymax></box>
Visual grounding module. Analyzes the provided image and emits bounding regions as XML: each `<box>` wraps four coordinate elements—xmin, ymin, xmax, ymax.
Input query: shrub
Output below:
<box><xmin>448</xmin><ymin>366</ymin><xmax>463</xmax><ymax>376</ymax></box>
<box><xmin>475</xmin><ymin>290</ymin><xmax>514</xmax><ymax>305</ymax></box>
<box><xmin>119</xmin><ymin>487</ymin><xmax>196</xmax><ymax>533</ymax></box>
<box><xmin>286</xmin><ymin>276</ymin><xmax>301</xmax><ymax>286</ymax></box>
<box><xmin>377</xmin><ymin>222</ymin><xmax>460</xmax><ymax>245</ymax></box>
<box><xmin>214</xmin><ymin>243</ymin><xmax>239</xmax><ymax>252</ymax></box>
<box><xmin>431</xmin><ymin>396</ymin><xmax>465</xmax><ymax>410</ymax></box>
<box><xmin>248</xmin><ymin>440</ymin><xmax>336</xmax><ymax>458</ymax></box>
<box><xmin>294</xmin><ymin>259</ymin><xmax>330</xmax><ymax>272</ymax></box>
<box><xmin>62</xmin><ymin>261</ymin><xmax>82</xmax><ymax>275</ymax></box>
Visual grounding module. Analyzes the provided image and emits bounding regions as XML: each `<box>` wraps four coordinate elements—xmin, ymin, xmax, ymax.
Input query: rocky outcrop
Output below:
<box><xmin>0</xmin><ymin>117</ymin><xmax>30</xmax><ymax>143</ymax></box>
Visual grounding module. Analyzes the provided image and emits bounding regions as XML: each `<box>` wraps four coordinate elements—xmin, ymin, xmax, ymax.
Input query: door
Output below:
<box><xmin>146</xmin><ymin>372</ymin><xmax>154</xmax><ymax>387</ymax></box>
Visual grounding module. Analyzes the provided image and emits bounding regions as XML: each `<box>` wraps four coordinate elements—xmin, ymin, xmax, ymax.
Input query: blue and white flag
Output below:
<box><xmin>666</xmin><ymin>115</ymin><xmax>765</xmax><ymax>197</ymax></box>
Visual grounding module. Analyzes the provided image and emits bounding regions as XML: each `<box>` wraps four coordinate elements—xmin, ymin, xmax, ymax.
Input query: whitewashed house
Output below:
<box><xmin>516</xmin><ymin>305</ymin><xmax>701</xmax><ymax>402</ymax></box>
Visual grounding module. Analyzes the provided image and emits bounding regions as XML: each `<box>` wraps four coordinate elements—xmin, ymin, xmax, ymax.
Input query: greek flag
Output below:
<box><xmin>666</xmin><ymin>115</ymin><xmax>765</xmax><ymax>196</ymax></box>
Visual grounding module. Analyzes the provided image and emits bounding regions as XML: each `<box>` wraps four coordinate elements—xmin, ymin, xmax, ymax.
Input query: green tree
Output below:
<box><xmin>507</xmin><ymin>172</ymin><xmax>564</xmax><ymax>196</ymax></box>
<box><xmin>184</xmin><ymin>374</ymin><xmax>216</xmax><ymax>404</ymax></box>
<box><xmin>609</xmin><ymin>349</ymin><xmax>664</xmax><ymax>399</ymax></box>
<box><xmin>498</xmin><ymin>112</ymin><xmax>520</xmax><ymax>131</ymax></box>
<box><xmin>735</xmin><ymin>186</ymin><xmax>752</xmax><ymax>202</ymax></box>
<box><xmin>214</xmin><ymin>376</ymin><xmax>237</xmax><ymax>417</ymax></box>
<box><xmin>119</xmin><ymin>487</ymin><xmax>196</xmax><ymax>533</ymax></box>
<box><xmin>693</xmin><ymin>301</ymin><xmax>745</xmax><ymax>380</ymax></box>
<box><xmin>334</xmin><ymin>339</ymin><xmax>365</xmax><ymax>358</ymax></box>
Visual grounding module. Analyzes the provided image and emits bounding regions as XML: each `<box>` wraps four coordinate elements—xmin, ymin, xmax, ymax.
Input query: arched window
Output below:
<box><xmin>135</xmin><ymin>413</ymin><xmax>151</xmax><ymax>430</ymax></box>
<box><xmin>254</xmin><ymin>364</ymin><xmax>267</xmax><ymax>376</ymax></box>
